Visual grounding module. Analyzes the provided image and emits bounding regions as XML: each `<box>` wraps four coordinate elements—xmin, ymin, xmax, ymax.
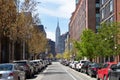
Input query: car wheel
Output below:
<box><xmin>104</xmin><ymin>75</ymin><xmax>107</xmax><ymax>80</ymax></box>
<box><xmin>18</xmin><ymin>77</ymin><xmax>20</xmax><ymax>80</ymax></box>
<box><xmin>107</xmin><ymin>76</ymin><xmax>110</xmax><ymax>80</ymax></box>
<box><xmin>89</xmin><ymin>72</ymin><xmax>92</xmax><ymax>77</ymax></box>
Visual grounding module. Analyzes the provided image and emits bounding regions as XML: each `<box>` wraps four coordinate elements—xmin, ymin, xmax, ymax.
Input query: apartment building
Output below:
<box><xmin>69</xmin><ymin>0</ymin><xmax>99</xmax><ymax>41</ymax></box>
<box><xmin>100</xmin><ymin>0</ymin><xmax>120</xmax><ymax>23</ymax></box>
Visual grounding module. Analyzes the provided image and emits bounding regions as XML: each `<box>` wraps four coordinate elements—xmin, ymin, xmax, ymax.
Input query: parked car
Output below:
<box><xmin>71</xmin><ymin>61</ymin><xmax>78</xmax><ymax>69</ymax></box>
<box><xmin>0</xmin><ymin>63</ymin><xmax>25</xmax><ymax>80</ymax></box>
<box><xmin>29</xmin><ymin>61</ymin><xmax>38</xmax><ymax>74</ymax></box>
<box><xmin>97</xmin><ymin>62</ymin><xmax>117</xmax><ymax>80</ymax></box>
<box><xmin>13</xmin><ymin>60</ymin><xmax>34</xmax><ymax>78</ymax></box>
<box><xmin>31</xmin><ymin>60</ymin><xmax>43</xmax><ymax>72</ymax></box>
<box><xmin>88</xmin><ymin>62</ymin><xmax>102</xmax><ymax>77</ymax></box>
<box><xmin>108</xmin><ymin>62</ymin><xmax>120</xmax><ymax>80</ymax></box>
<box><xmin>81</xmin><ymin>61</ymin><xmax>91</xmax><ymax>73</ymax></box>
<box><xmin>61</xmin><ymin>60</ymin><xmax>70</xmax><ymax>66</ymax></box>
<box><xmin>76</xmin><ymin>60</ymin><xmax>89</xmax><ymax>72</ymax></box>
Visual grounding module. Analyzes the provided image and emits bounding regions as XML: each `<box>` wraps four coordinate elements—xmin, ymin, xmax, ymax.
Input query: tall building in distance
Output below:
<box><xmin>60</xmin><ymin>32</ymin><xmax>69</xmax><ymax>53</ymax></box>
<box><xmin>47</xmin><ymin>39</ymin><xmax>55</xmax><ymax>57</ymax></box>
<box><xmin>55</xmin><ymin>20</ymin><xmax>61</xmax><ymax>54</ymax></box>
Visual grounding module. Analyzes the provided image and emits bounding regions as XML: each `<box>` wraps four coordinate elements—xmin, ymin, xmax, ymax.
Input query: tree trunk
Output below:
<box><xmin>23</xmin><ymin>41</ymin><xmax>25</xmax><ymax>60</ymax></box>
<box><xmin>10</xmin><ymin>41</ymin><xmax>14</xmax><ymax>62</ymax></box>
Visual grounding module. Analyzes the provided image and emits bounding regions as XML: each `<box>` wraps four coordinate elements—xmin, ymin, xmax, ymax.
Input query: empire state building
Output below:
<box><xmin>55</xmin><ymin>21</ymin><xmax>61</xmax><ymax>54</ymax></box>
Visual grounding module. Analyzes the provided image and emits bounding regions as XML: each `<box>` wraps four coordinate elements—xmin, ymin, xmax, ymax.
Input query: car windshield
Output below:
<box><xmin>90</xmin><ymin>63</ymin><xmax>99</xmax><ymax>67</ymax></box>
<box><xmin>14</xmin><ymin>62</ymin><xmax>26</xmax><ymax>66</ymax></box>
<box><xmin>0</xmin><ymin>64</ymin><xmax>13</xmax><ymax>71</ymax></box>
<box><xmin>117</xmin><ymin>64</ymin><xmax>120</xmax><ymax>69</ymax></box>
<box><xmin>81</xmin><ymin>61</ymin><xmax>87</xmax><ymax>63</ymax></box>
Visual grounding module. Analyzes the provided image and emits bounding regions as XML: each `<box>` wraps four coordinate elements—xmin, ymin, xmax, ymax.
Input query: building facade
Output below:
<box><xmin>100</xmin><ymin>0</ymin><xmax>120</xmax><ymax>23</ymax></box>
<box><xmin>69</xmin><ymin>0</ymin><xmax>99</xmax><ymax>41</ymax></box>
<box><xmin>47</xmin><ymin>39</ymin><xmax>55</xmax><ymax>57</ymax></box>
<box><xmin>59</xmin><ymin>32</ymin><xmax>69</xmax><ymax>54</ymax></box>
<box><xmin>55</xmin><ymin>21</ymin><xmax>61</xmax><ymax>54</ymax></box>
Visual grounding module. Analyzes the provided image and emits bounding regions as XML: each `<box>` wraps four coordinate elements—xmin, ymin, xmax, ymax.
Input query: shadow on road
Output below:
<box><xmin>26</xmin><ymin>75</ymin><xmax>37</xmax><ymax>79</ymax></box>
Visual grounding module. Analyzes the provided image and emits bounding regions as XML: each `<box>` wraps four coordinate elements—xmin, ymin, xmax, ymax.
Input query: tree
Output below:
<box><xmin>48</xmin><ymin>53</ymin><xmax>54</xmax><ymax>59</ymax></box>
<box><xmin>56</xmin><ymin>54</ymin><xmax>63</xmax><ymax>59</ymax></box>
<box><xmin>0</xmin><ymin>0</ymin><xmax>17</xmax><ymax>40</ymax></box>
<box><xmin>28</xmin><ymin>26</ymin><xmax>47</xmax><ymax>59</ymax></box>
<box><xmin>74</xmin><ymin>22</ymin><xmax>120</xmax><ymax>62</ymax></box>
<box><xmin>63</xmin><ymin>51</ymin><xmax>70</xmax><ymax>60</ymax></box>
<box><xmin>74</xmin><ymin>29</ymin><xmax>97</xmax><ymax>60</ymax></box>
<box><xmin>97</xmin><ymin>22</ymin><xmax>120</xmax><ymax>57</ymax></box>
<box><xmin>15</xmin><ymin>0</ymin><xmax>48</xmax><ymax>59</ymax></box>
<box><xmin>74</xmin><ymin>41</ymin><xmax>83</xmax><ymax>60</ymax></box>
<box><xmin>0</xmin><ymin>0</ymin><xmax>47</xmax><ymax>61</ymax></box>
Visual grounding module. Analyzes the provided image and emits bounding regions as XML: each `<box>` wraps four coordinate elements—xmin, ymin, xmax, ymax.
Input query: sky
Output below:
<box><xmin>36</xmin><ymin>0</ymin><xmax>75</xmax><ymax>41</ymax></box>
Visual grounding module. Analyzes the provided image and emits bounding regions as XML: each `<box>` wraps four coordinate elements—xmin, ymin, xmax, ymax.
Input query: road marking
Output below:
<box><xmin>60</xmin><ymin>64</ymin><xmax>77</xmax><ymax>80</ymax></box>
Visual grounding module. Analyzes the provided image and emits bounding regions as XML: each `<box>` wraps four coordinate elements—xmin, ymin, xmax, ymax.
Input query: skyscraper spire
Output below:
<box><xmin>55</xmin><ymin>19</ymin><xmax>61</xmax><ymax>54</ymax></box>
<box><xmin>57</xmin><ymin>18</ymin><xmax>59</xmax><ymax>27</ymax></box>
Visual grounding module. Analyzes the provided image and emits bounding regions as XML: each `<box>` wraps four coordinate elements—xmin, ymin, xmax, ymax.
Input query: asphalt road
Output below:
<box><xmin>27</xmin><ymin>62</ymin><xmax>97</xmax><ymax>80</ymax></box>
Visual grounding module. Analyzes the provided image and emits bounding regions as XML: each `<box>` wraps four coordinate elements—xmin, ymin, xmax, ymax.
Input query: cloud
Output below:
<box><xmin>37</xmin><ymin>0</ymin><xmax>75</xmax><ymax>19</ymax></box>
<box><xmin>46</xmin><ymin>31</ymin><xmax>55</xmax><ymax>41</ymax></box>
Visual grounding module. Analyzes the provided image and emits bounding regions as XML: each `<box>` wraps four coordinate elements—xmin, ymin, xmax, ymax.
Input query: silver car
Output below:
<box><xmin>0</xmin><ymin>63</ymin><xmax>25</xmax><ymax>80</ymax></box>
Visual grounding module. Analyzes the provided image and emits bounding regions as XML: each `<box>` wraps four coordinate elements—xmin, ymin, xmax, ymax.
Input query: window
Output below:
<box><xmin>110</xmin><ymin>0</ymin><xmax>113</xmax><ymax>12</ymax></box>
<box><xmin>96</xmin><ymin>3</ymin><xmax>100</xmax><ymax>8</ymax></box>
<box><xmin>103</xmin><ymin>64</ymin><xmax>109</xmax><ymax>68</ymax></box>
<box><xmin>110</xmin><ymin>16</ymin><xmax>114</xmax><ymax>22</ymax></box>
<box><xmin>96</xmin><ymin>8</ymin><xmax>100</xmax><ymax>13</ymax></box>
<box><xmin>102</xmin><ymin>0</ymin><xmax>104</xmax><ymax>5</ymax></box>
<box><xmin>101</xmin><ymin>9</ymin><xmax>105</xmax><ymax>19</ymax></box>
<box><xmin>96</xmin><ymin>0</ymin><xmax>100</xmax><ymax>3</ymax></box>
<box><xmin>76</xmin><ymin>0</ymin><xmax>79</xmax><ymax>5</ymax></box>
<box><xmin>96</xmin><ymin>17</ymin><xmax>100</xmax><ymax>25</ymax></box>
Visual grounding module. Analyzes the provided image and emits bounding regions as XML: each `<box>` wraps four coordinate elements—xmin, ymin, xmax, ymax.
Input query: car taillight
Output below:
<box><xmin>9</xmin><ymin>72</ymin><xmax>14</xmax><ymax>76</ymax></box>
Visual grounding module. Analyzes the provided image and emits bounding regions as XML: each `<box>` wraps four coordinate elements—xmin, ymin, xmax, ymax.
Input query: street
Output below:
<box><xmin>27</xmin><ymin>62</ymin><xmax>97</xmax><ymax>80</ymax></box>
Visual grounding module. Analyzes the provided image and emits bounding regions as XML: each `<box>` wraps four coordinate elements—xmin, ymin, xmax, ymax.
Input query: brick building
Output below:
<box><xmin>69</xmin><ymin>0</ymin><xmax>100</xmax><ymax>41</ymax></box>
<box><xmin>100</xmin><ymin>0</ymin><xmax>120</xmax><ymax>23</ymax></box>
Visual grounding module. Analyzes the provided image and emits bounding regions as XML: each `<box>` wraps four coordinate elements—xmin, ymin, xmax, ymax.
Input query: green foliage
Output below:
<box><xmin>74</xmin><ymin>29</ymin><xmax>97</xmax><ymax>60</ymax></box>
<box><xmin>48</xmin><ymin>53</ymin><xmax>54</xmax><ymax>59</ymax></box>
<box><xmin>63</xmin><ymin>51</ymin><xmax>70</xmax><ymax>60</ymax></box>
<box><xmin>97</xmin><ymin>22</ymin><xmax>120</xmax><ymax>56</ymax></box>
<box><xmin>56</xmin><ymin>54</ymin><xmax>63</xmax><ymax>59</ymax></box>
<box><xmin>74</xmin><ymin>22</ymin><xmax>120</xmax><ymax>60</ymax></box>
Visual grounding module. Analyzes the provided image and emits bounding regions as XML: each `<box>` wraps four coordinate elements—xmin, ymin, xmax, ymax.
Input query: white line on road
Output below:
<box><xmin>60</xmin><ymin>64</ymin><xmax>78</xmax><ymax>80</ymax></box>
